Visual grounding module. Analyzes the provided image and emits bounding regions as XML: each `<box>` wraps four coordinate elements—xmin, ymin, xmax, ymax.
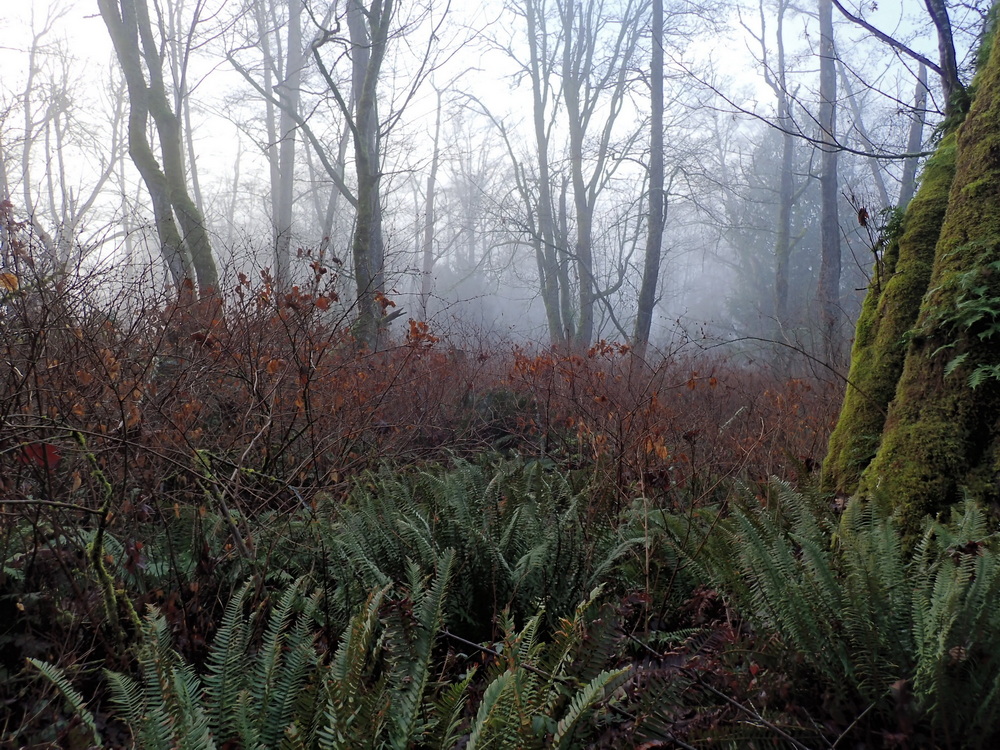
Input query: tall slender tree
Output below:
<box><xmin>634</xmin><ymin>0</ymin><xmax>664</xmax><ymax>357</ymax></box>
<box><xmin>817</xmin><ymin>0</ymin><xmax>842</xmax><ymax>367</ymax></box>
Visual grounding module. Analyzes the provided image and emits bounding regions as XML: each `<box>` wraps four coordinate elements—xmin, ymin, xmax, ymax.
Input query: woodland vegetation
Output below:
<box><xmin>6</xmin><ymin>0</ymin><xmax>1000</xmax><ymax>748</ymax></box>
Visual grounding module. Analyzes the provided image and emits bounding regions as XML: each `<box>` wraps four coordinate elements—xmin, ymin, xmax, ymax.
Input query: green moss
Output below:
<box><xmin>822</xmin><ymin>135</ymin><xmax>957</xmax><ymax>494</ymax></box>
<box><xmin>858</xmin><ymin>33</ymin><xmax>1000</xmax><ymax>535</ymax></box>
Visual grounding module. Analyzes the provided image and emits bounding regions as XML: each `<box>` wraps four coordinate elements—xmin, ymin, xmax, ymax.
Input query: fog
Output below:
<box><xmin>0</xmin><ymin>0</ymin><xmax>989</xmax><ymax>366</ymax></box>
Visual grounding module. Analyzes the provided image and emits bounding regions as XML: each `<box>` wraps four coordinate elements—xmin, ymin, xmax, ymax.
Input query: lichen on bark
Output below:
<box><xmin>822</xmin><ymin>135</ymin><xmax>956</xmax><ymax>495</ymax></box>
<box><xmin>854</xmin><ymin>32</ymin><xmax>1000</xmax><ymax>533</ymax></box>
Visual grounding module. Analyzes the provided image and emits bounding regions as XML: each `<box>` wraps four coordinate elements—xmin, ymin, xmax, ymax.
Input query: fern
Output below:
<box><xmin>466</xmin><ymin>590</ymin><xmax>627</xmax><ymax>749</ymax></box>
<box><xmin>665</xmin><ymin>482</ymin><xmax>1000</xmax><ymax>745</ymax></box>
<box><xmin>324</xmin><ymin>459</ymin><xmax>634</xmax><ymax>642</ymax></box>
<box><xmin>249</xmin><ymin>578</ymin><xmax>318</xmax><ymax>748</ymax></box>
<box><xmin>27</xmin><ymin>658</ymin><xmax>104</xmax><ymax>749</ymax></box>
<box><xmin>552</xmin><ymin>668</ymin><xmax>628</xmax><ymax>748</ymax></box>
<box><xmin>203</xmin><ymin>581</ymin><xmax>253</xmax><ymax>742</ymax></box>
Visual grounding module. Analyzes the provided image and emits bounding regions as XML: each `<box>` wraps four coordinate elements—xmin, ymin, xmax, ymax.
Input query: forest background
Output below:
<box><xmin>2</xmin><ymin>0</ymin><xmax>984</xmax><ymax>357</ymax></box>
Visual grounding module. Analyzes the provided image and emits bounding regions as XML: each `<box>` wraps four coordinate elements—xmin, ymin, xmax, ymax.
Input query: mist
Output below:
<box><xmin>0</xmin><ymin>0</ymin><xmax>987</xmax><ymax>368</ymax></box>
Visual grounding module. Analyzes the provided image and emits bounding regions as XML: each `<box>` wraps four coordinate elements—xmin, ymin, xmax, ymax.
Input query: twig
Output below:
<box><xmin>0</xmin><ymin>498</ymin><xmax>104</xmax><ymax>515</ymax></box>
<box><xmin>832</xmin><ymin>700</ymin><xmax>877</xmax><ymax>748</ymax></box>
<box><xmin>441</xmin><ymin>628</ymin><xmax>572</xmax><ymax>684</ymax></box>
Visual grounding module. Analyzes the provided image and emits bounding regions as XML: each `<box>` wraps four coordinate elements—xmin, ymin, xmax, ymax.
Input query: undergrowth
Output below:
<box><xmin>8</xmin><ymin>247</ymin><xmax>997</xmax><ymax>747</ymax></box>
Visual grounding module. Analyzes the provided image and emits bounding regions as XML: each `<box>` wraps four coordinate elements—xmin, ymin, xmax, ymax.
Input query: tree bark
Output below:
<box><xmin>822</xmin><ymin>134</ymin><xmax>955</xmax><ymax>496</ymax></box>
<box><xmin>825</xmin><ymin>19</ymin><xmax>1000</xmax><ymax>536</ymax></box>
<box><xmin>854</xmin><ymin>33</ymin><xmax>1000</xmax><ymax>533</ymax></box>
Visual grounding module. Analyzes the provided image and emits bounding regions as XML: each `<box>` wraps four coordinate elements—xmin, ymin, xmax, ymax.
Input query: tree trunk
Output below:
<box><xmin>855</xmin><ymin>33</ymin><xmax>1000</xmax><ymax>532</ymax></box>
<box><xmin>98</xmin><ymin>0</ymin><xmax>217</xmax><ymax>296</ymax></box>
<box><xmin>817</xmin><ymin>0</ymin><xmax>841</xmax><ymax>367</ymax></box>
<box><xmin>898</xmin><ymin>64</ymin><xmax>929</xmax><ymax>209</ymax></box>
<box><xmin>274</xmin><ymin>0</ymin><xmax>303</xmax><ymax>288</ymax></box>
<box><xmin>563</xmin><ymin>15</ymin><xmax>594</xmax><ymax>348</ymax></box>
<box><xmin>838</xmin><ymin>60</ymin><xmax>890</xmax><ymax>209</ymax></box>
<box><xmin>825</xmin><ymin>23</ymin><xmax>1000</xmax><ymax>536</ymax></box>
<box><xmin>634</xmin><ymin>0</ymin><xmax>664</xmax><ymax>358</ymax></box>
<box><xmin>133</xmin><ymin>0</ymin><xmax>217</xmax><ymax>294</ymax></box>
<box><xmin>345</xmin><ymin>0</ymin><xmax>390</xmax><ymax>349</ymax></box>
<box><xmin>924</xmin><ymin>0</ymin><xmax>968</xmax><ymax>119</ymax></box>
<box><xmin>98</xmin><ymin>0</ymin><xmax>193</xmax><ymax>290</ymax></box>
<box><xmin>419</xmin><ymin>89</ymin><xmax>442</xmax><ymax>320</ymax></box>
<box><xmin>524</xmin><ymin>0</ymin><xmax>565</xmax><ymax>346</ymax></box>
<box><xmin>757</xmin><ymin>0</ymin><xmax>797</xmax><ymax>343</ymax></box>
<box><xmin>821</xmin><ymin>134</ymin><xmax>955</xmax><ymax>495</ymax></box>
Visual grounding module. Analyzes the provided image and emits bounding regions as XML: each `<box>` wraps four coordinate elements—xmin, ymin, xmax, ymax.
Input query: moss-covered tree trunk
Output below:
<box><xmin>822</xmin><ymin>136</ymin><xmax>956</xmax><ymax>495</ymax></box>
<box><xmin>825</xmin><ymin>24</ymin><xmax>1000</xmax><ymax>533</ymax></box>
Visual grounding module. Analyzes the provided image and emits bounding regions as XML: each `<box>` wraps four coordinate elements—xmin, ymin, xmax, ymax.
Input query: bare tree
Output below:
<box><xmin>0</xmin><ymin>4</ymin><xmax>131</xmax><ymax>272</ymax></box>
<box><xmin>248</xmin><ymin>0</ymin><xmax>306</xmax><ymax>286</ymax></box>
<box><xmin>817</xmin><ymin>0</ymin><xmax>841</xmax><ymax>367</ymax></box>
<box><xmin>559</xmin><ymin>0</ymin><xmax>646</xmax><ymax>347</ymax></box>
<box><xmin>309</xmin><ymin>0</ymin><xmax>448</xmax><ymax>347</ymax></box>
<box><xmin>98</xmin><ymin>0</ymin><xmax>218</xmax><ymax>296</ymax></box>
<box><xmin>830</xmin><ymin>0</ymin><xmax>968</xmax><ymax>120</ymax></box>
<box><xmin>633</xmin><ymin>0</ymin><xmax>664</xmax><ymax>357</ymax></box>
<box><xmin>419</xmin><ymin>88</ymin><xmax>443</xmax><ymax>320</ymax></box>
<box><xmin>898</xmin><ymin>64</ymin><xmax>930</xmax><ymax>209</ymax></box>
<box><xmin>512</xmin><ymin>0</ymin><xmax>567</xmax><ymax>344</ymax></box>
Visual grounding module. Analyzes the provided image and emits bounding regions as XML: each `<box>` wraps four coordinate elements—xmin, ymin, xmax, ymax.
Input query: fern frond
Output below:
<box><xmin>552</xmin><ymin>668</ymin><xmax>629</xmax><ymax>748</ymax></box>
<box><xmin>466</xmin><ymin>670</ymin><xmax>516</xmax><ymax>750</ymax></box>
<box><xmin>250</xmin><ymin>577</ymin><xmax>317</xmax><ymax>748</ymax></box>
<box><xmin>204</xmin><ymin>581</ymin><xmax>253</xmax><ymax>741</ymax></box>
<box><xmin>388</xmin><ymin>550</ymin><xmax>455</xmax><ymax>748</ymax></box>
<box><xmin>426</xmin><ymin>668</ymin><xmax>476</xmax><ymax>749</ymax></box>
<box><xmin>27</xmin><ymin>658</ymin><xmax>104</xmax><ymax>748</ymax></box>
<box><xmin>320</xmin><ymin>585</ymin><xmax>390</xmax><ymax>747</ymax></box>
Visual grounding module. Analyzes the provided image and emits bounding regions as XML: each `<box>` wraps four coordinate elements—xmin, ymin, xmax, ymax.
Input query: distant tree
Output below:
<box><xmin>419</xmin><ymin>88</ymin><xmax>443</xmax><ymax>320</ymax></box>
<box><xmin>250</xmin><ymin>0</ymin><xmax>306</xmax><ymax>288</ymax></box>
<box><xmin>491</xmin><ymin>0</ymin><xmax>646</xmax><ymax>348</ymax></box>
<box><xmin>0</xmin><ymin>4</ymin><xmax>123</xmax><ymax>271</ymax></box>
<box><xmin>309</xmin><ymin>0</ymin><xmax>448</xmax><ymax>348</ymax></box>
<box><xmin>558</xmin><ymin>0</ymin><xmax>645</xmax><ymax>348</ymax></box>
<box><xmin>898</xmin><ymin>64</ymin><xmax>930</xmax><ymax>210</ymax></box>
<box><xmin>817</xmin><ymin>0</ymin><xmax>842</xmax><ymax>367</ymax></box>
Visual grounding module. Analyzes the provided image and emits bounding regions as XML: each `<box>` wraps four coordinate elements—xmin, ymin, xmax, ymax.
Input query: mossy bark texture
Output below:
<box><xmin>822</xmin><ymin>136</ymin><xmax>956</xmax><ymax>495</ymax></box>
<box><xmin>828</xmin><ymin>33</ymin><xmax>1000</xmax><ymax>533</ymax></box>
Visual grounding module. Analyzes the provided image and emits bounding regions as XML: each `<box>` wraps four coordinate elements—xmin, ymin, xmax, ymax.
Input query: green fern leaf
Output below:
<box><xmin>28</xmin><ymin>658</ymin><xmax>104</xmax><ymax>748</ymax></box>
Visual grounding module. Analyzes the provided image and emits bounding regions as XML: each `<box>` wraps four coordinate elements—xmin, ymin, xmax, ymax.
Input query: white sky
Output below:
<box><xmin>0</xmin><ymin>0</ymin><xmax>981</xmax><ymax>262</ymax></box>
